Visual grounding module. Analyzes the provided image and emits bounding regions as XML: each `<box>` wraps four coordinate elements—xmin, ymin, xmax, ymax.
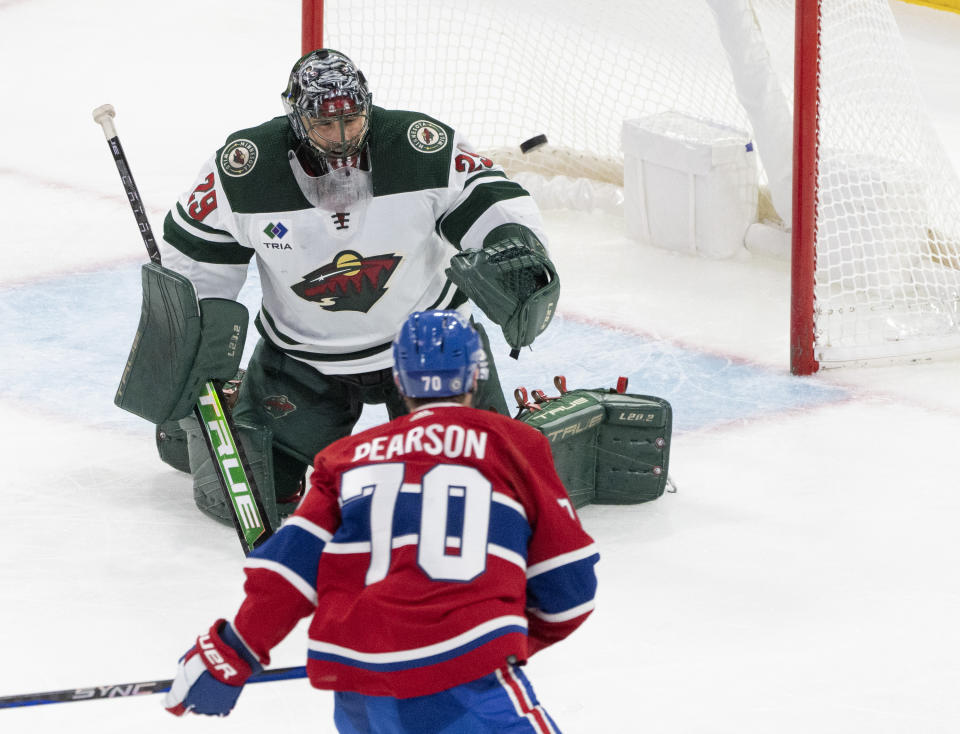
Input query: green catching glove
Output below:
<box><xmin>446</xmin><ymin>224</ymin><xmax>560</xmax><ymax>351</ymax></box>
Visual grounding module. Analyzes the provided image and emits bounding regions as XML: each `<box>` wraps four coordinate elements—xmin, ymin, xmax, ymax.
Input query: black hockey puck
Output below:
<box><xmin>519</xmin><ymin>134</ymin><xmax>548</xmax><ymax>154</ymax></box>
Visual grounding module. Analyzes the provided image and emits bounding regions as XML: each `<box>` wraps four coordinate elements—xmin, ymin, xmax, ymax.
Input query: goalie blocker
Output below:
<box><xmin>515</xmin><ymin>377</ymin><xmax>672</xmax><ymax>508</ymax></box>
<box><xmin>114</xmin><ymin>263</ymin><xmax>248</xmax><ymax>424</ymax></box>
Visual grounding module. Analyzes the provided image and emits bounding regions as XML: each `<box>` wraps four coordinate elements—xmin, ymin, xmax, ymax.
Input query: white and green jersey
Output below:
<box><xmin>160</xmin><ymin>107</ymin><xmax>546</xmax><ymax>375</ymax></box>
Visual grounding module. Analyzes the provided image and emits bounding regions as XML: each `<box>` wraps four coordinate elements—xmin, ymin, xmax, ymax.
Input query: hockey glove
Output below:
<box><xmin>114</xmin><ymin>263</ymin><xmax>248</xmax><ymax>424</ymax></box>
<box><xmin>163</xmin><ymin>619</ymin><xmax>262</xmax><ymax>717</ymax></box>
<box><xmin>446</xmin><ymin>223</ymin><xmax>560</xmax><ymax>350</ymax></box>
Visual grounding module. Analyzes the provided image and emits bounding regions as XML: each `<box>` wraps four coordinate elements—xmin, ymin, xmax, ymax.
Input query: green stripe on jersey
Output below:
<box><xmin>173</xmin><ymin>202</ymin><xmax>233</xmax><ymax>237</ymax></box>
<box><xmin>163</xmin><ymin>211</ymin><xmax>255</xmax><ymax>265</ymax></box>
<box><xmin>258</xmin><ymin>306</ymin><xmax>301</xmax><ymax>345</ymax></box>
<box><xmin>439</xmin><ymin>180</ymin><xmax>529</xmax><ymax>249</ymax></box>
<box><xmin>254</xmin><ymin>313</ymin><xmax>393</xmax><ymax>362</ymax></box>
<box><xmin>464</xmin><ymin>169</ymin><xmax>507</xmax><ymax>188</ymax></box>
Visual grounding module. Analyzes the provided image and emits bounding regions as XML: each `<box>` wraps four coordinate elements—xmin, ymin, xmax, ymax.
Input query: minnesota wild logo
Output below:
<box><xmin>407</xmin><ymin>120</ymin><xmax>448</xmax><ymax>153</ymax></box>
<box><xmin>262</xmin><ymin>395</ymin><xmax>297</xmax><ymax>419</ymax></box>
<box><xmin>292</xmin><ymin>250</ymin><xmax>401</xmax><ymax>312</ymax></box>
<box><xmin>220</xmin><ymin>139</ymin><xmax>258</xmax><ymax>177</ymax></box>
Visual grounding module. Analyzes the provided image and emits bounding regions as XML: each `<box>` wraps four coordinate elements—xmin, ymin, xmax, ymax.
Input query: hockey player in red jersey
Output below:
<box><xmin>164</xmin><ymin>309</ymin><xmax>599</xmax><ymax>733</ymax></box>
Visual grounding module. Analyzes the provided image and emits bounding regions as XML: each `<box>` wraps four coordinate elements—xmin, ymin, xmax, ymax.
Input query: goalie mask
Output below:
<box><xmin>282</xmin><ymin>49</ymin><xmax>372</xmax><ymax>165</ymax></box>
<box><xmin>393</xmin><ymin>311</ymin><xmax>483</xmax><ymax>399</ymax></box>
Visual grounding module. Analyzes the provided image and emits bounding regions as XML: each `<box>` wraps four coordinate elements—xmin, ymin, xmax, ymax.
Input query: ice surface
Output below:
<box><xmin>0</xmin><ymin>2</ymin><xmax>958</xmax><ymax>732</ymax></box>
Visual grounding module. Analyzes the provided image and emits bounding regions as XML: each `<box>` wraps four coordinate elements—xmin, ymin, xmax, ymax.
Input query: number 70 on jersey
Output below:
<box><xmin>342</xmin><ymin>463</ymin><xmax>494</xmax><ymax>586</ymax></box>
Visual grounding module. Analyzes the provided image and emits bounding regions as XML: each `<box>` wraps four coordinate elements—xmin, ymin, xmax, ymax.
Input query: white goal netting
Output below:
<box><xmin>323</xmin><ymin>0</ymin><xmax>960</xmax><ymax>367</ymax></box>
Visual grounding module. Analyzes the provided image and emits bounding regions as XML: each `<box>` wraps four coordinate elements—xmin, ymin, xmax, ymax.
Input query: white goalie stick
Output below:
<box><xmin>92</xmin><ymin>104</ymin><xmax>273</xmax><ymax>554</ymax></box>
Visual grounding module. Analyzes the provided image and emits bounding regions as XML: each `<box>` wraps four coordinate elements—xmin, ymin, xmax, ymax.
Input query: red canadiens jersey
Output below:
<box><xmin>232</xmin><ymin>403</ymin><xmax>599</xmax><ymax>699</ymax></box>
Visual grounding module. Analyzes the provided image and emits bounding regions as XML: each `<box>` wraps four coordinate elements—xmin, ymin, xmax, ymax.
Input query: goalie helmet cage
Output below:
<box><xmin>301</xmin><ymin>0</ymin><xmax>960</xmax><ymax>375</ymax></box>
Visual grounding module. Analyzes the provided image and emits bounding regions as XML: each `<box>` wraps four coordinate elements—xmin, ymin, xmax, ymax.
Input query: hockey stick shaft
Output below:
<box><xmin>92</xmin><ymin>107</ymin><xmax>160</xmax><ymax>265</ymax></box>
<box><xmin>0</xmin><ymin>665</ymin><xmax>306</xmax><ymax>709</ymax></box>
<box><xmin>92</xmin><ymin>104</ymin><xmax>273</xmax><ymax>554</ymax></box>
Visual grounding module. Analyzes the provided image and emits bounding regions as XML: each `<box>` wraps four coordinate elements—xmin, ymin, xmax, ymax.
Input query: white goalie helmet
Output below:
<box><xmin>282</xmin><ymin>49</ymin><xmax>372</xmax><ymax>162</ymax></box>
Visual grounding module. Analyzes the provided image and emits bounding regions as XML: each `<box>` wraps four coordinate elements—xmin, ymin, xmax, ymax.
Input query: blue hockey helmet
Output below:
<box><xmin>393</xmin><ymin>310</ymin><xmax>483</xmax><ymax>399</ymax></box>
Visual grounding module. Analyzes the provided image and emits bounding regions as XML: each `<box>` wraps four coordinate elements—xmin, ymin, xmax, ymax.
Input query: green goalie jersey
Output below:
<box><xmin>160</xmin><ymin>107</ymin><xmax>548</xmax><ymax>375</ymax></box>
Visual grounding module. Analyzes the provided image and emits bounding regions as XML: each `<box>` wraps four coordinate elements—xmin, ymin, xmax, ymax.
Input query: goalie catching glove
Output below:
<box><xmin>446</xmin><ymin>223</ymin><xmax>559</xmax><ymax>350</ymax></box>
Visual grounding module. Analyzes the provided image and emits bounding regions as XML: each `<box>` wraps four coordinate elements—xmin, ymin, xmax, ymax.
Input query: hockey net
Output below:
<box><xmin>316</xmin><ymin>0</ymin><xmax>960</xmax><ymax>371</ymax></box>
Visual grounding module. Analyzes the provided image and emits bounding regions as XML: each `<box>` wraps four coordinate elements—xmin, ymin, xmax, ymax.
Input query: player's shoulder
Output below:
<box><xmin>370</xmin><ymin>106</ymin><xmax>455</xmax><ymax>144</ymax></box>
<box><xmin>460</xmin><ymin>405</ymin><xmax>544</xmax><ymax>434</ymax></box>
<box><xmin>368</xmin><ymin>106</ymin><xmax>456</xmax><ymax>195</ymax></box>
<box><xmin>216</xmin><ymin>116</ymin><xmax>290</xmax><ymax>170</ymax></box>
<box><xmin>316</xmin><ymin>412</ymin><xmax>411</xmax><ymax>464</ymax></box>
<box><xmin>320</xmin><ymin>404</ymin><xmax>547</xmax><ymax>460</ymax></box>
<box><xmin>416</xmin><ymin>404</ymin><xmax>550</xmax><ymax>451</ymax></box>
<box><xmin>214</xmin><ymin>116</ymin><xmax>310</xmax><ymax>212</ymax></box>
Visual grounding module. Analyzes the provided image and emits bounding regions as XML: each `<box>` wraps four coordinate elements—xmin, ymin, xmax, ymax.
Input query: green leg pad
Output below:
<box><xmin>518</xmin><ymin>393</ymin><xmax>605</xmax><ymax>508</ymax></box>
<box><xmin>518</xmin><ymin>390</ymin><xmax>673</xmax><ymax>507</ymax></box>
<box><xmin>156</xmin><ymin>419</ymin><xmax>191</xmax><ymax>474</ymax></box>
<box><xmin>593</xmin><ymin>394</ymin><xmax>672</xmax><ymax>504</ymax></box>
<box><xmin>182</xmin><ymin>416</ymin><xmax>286</xmax><ymax>529</ymax></box>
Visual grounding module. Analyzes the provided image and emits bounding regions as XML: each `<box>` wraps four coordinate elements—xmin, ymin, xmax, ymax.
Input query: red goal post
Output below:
<box><xmin>302</xmin><ymin>0</ymin><xmax>322</xmax><ymax>56</ymax></box>
<box><xmin>788</xmin><ymin>0</ymin><xmax>960</xmax><ymax>373</ymax></box>
<box><xmin>790</xmin><ymin>1</ymin><xmax>820</xmax><ymax>375</ymax></box>
<box><xmin>301</xmin><ymin>0</ymin><xmax>960</xmax><ymax>374</ymax></box>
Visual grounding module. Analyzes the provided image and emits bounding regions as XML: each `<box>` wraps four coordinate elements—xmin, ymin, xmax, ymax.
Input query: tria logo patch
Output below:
<box><xmin>263</xmin><ymin>222</ymin><xmax>288</xmax><ymax>239</ymax></box>
<box><xmin>292</xmin><ymin>250</ymin><xmax>401</xmax><ymax>312</ymax></box>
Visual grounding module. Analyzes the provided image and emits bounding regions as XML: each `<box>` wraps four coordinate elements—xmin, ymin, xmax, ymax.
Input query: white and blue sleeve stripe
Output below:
<box><xmin>526</xmin><ymin>544</ymin><xmax>599</xmax><ymax>617</ymax></box>
<box><xmin>244</xmin><ymin>516</ymin><xmax>332</xmax><ymax>603</ymax></box>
